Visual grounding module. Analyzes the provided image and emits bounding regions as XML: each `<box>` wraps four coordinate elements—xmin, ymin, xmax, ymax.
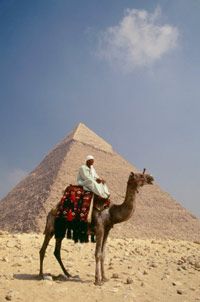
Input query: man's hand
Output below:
<box><xmin>96</xmin><ymin>178</ymin><xmax>106</xmax><ymax>184</ymax></box>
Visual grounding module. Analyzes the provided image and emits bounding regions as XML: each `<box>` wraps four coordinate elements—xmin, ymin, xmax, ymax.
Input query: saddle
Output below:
<box><xmin>55</xmin><ymin>185</ymin><xmax>110</xmax><ymax>243</ymax></box>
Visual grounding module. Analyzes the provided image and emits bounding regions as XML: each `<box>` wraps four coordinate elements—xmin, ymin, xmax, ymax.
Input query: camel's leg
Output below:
<box><xmin>101</xmin><ymin>228</ymin><xmax>110</xmax><ymax>282</ymax></box>
<box><xmin>54</xmin><ymin>238</ymin><xmax>71</xmax><ymax>278</ymax></box>
<box><xmin>94</xmin><ymin>224</ymin><xmax>104</xmax><ymax>286</ymax></box>
<box><xmin>39</xmin><ymin>232</ymin><xmax>53</xmax><ymax>277</ymax></box>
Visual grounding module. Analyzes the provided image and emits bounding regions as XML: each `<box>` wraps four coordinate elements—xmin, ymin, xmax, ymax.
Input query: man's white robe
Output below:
<box><xmin>77</xmin><ymin>164</ymin><xmax>109</xmax><ymax>198</ymax></box>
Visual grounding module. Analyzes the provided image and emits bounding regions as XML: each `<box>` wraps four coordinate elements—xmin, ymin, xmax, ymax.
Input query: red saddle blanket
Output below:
<box><xmin>55</xmin><ymin>185</ymin><xmax>110</xmax><ymax>243</ymax></box>
<box><xmin>56</xmin><ymin>185</ymin><xmax>93</xmax><ymax>222</ymax></box>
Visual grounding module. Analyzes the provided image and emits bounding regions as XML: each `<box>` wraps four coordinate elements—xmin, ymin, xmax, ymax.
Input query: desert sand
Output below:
<box><xmin>0</xmin><ymin>231</ymin><xmax>200</xmax><ymax>302</ymax></box>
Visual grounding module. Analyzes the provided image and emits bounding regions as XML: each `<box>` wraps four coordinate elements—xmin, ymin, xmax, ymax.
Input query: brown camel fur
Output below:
<box><xmin>39</xmin><ymin>170</ymin><xmax>154</xmax><ymax>285</ymax></box>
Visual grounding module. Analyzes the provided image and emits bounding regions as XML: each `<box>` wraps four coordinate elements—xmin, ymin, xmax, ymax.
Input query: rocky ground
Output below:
<box><xmin>0</xmin><ymin>231</ymin><xmax>200</xmax><ymax>302</ymax></box>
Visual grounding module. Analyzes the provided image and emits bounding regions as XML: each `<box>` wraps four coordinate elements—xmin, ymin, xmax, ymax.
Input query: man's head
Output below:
<box><xmin>86</xmin><ymin>155</ymin><xmax>94</xmax><ymax>167</ymax></box>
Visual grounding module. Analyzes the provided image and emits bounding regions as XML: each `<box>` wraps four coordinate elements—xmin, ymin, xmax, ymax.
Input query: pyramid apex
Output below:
<box><xmin>65</xmin><ymin>122</ymin><xmax>113</xmax><ymax>153</ymax></box>
<box><xmin>73</xmin><ymin>122</ymin><xmax>88</xmax><ymax>133</ymax></box>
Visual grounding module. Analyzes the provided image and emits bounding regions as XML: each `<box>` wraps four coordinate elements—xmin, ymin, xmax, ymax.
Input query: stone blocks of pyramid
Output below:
<box><xmin>0</xmin><ymin>123</ymin><xmax>199</xmax><ymax>241</ymax></box>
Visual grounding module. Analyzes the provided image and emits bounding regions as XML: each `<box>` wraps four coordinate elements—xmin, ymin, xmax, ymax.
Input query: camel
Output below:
<box><xmin>39</xmin><ymin>169</ymin><xmax>154</xmax><ymax>285</ymax></box>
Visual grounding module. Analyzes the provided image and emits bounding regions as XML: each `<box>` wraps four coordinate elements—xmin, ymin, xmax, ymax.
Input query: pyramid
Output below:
<box><xmin>0</xmin><ymin>123</ymin><xmax>199</xmax><ymax>241</ymax></box>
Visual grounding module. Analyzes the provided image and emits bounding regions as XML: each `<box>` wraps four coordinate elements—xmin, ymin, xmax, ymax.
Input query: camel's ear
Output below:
<box><xmin>131</xmin><ymin>172</ymin><xmax>135</xmax><ymax>176</ymax></box>
<box><xmin>142</xmin><ymin>168</ymin><xmax>146</xmax><ymax>175</ymax></box>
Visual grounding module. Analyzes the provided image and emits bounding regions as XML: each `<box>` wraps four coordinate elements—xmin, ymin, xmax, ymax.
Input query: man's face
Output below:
<box><xmin>86</xmin><ymin>159</ymin><xmax>94</xmax><ymax>166</ymax></box>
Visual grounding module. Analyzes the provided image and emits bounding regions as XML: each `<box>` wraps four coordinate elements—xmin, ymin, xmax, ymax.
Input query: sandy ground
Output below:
<box><xmin>0</xmin><ymin>232</ymin><xmax>200</xmax><ymax>302</ymax></box>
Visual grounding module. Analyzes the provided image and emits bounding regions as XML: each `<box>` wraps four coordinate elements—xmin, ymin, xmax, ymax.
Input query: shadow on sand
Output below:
<box><xmin>13</xmin><ymin>273</ymin><xmax>89</xmax><ymax>283</ymax></box>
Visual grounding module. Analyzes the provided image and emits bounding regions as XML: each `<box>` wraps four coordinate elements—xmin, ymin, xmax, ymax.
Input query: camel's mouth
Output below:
<box><xmin>146</xmin><ymin>174</ymin><xmax>154</xmax><ymax>185</ymax></box>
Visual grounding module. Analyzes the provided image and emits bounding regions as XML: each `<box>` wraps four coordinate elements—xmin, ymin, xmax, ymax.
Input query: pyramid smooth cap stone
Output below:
<box><xmin>64</xmin><ymin>123</ymin><xmax>113</xmax><ymax>153</ymax></box>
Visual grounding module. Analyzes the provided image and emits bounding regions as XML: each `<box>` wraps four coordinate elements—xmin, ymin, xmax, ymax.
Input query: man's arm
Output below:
<box><xmin>79</xmin><ymin>166</ymin><xmax>93</xmax><ymax>181</ymax></box>
<box><xmin>91</xmin><ymin>167</ymin><xmax>106</xmax><ymax>184</ymax></box>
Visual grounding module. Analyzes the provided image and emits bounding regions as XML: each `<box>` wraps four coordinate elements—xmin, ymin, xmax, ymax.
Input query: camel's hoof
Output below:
<box><xmin>64</xmin><ymin>274</ymin><xmax>71</xmax><ymax>279</ymax></box>
<box><xmin>56</xmin><ymin>274</ymin><xmax>70</xmax><ymax>281</ymax></box>
<box><xmin>94</xmin><ymin>280</ymin><xmax>103</xmax><ymax>286</ymax></box>
<box><xmin>102</xmin><ymin>277</ymin><xmax>109</xmax><ymax>282</ymax></box>
<box><xmin>39</xmin><ymin>274</ymin><xmax>53</xmax><ymax>281</ymax></box>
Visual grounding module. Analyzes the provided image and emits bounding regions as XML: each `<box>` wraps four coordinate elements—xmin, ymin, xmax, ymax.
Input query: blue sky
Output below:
<box><xmin>0</xmin><ymin>0</ymin><xmax>200</xmax><ymax>217</ymax></box>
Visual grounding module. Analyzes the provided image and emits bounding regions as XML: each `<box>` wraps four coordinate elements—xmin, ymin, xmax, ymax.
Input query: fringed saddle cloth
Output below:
<box><xmin>55</xmin><ymin>185</ymin><xmax>110</xmax><ymax>243</ymax></box>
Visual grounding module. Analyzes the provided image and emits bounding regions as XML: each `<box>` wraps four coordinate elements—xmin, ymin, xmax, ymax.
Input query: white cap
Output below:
<box><xmin>86</xmin><ymin>155</ymin><xmax>94</xmax><ymax>161</ymax></box>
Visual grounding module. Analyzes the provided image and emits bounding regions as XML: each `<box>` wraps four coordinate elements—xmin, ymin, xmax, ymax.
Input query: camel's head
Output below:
<box><xmin>128</xmin><ymin>169</ymin><xmax>154</xmax><ymax>188</ymax></box>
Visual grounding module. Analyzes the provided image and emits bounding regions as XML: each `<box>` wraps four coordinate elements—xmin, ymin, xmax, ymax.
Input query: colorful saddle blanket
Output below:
<box><xmin>56</xmin><ymin>185</ymin><xmax>93</xmax><ymax>222</ymax></box>
<box><xmin>55</xmin><ymin>185</ymin><xmax>110</xmax><ymax>243</ymax></box>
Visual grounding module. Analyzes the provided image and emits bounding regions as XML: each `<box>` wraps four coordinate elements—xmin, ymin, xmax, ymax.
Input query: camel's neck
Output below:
<box><xmin>124</xmin><ymin>183</ymin><xmax>137</xmax><ymax>209</ymax></box>
<box><xmin>109</xmin><ymin>182</ymin><xmax>138</xmax><ymax>225</ymax></box>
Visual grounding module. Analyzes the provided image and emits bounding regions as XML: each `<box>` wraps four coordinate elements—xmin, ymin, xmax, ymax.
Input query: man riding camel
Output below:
<box><xmin>77</xmin><ymin>155</ymin><xmax>110</xmax><ymax>199</ymax></box>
